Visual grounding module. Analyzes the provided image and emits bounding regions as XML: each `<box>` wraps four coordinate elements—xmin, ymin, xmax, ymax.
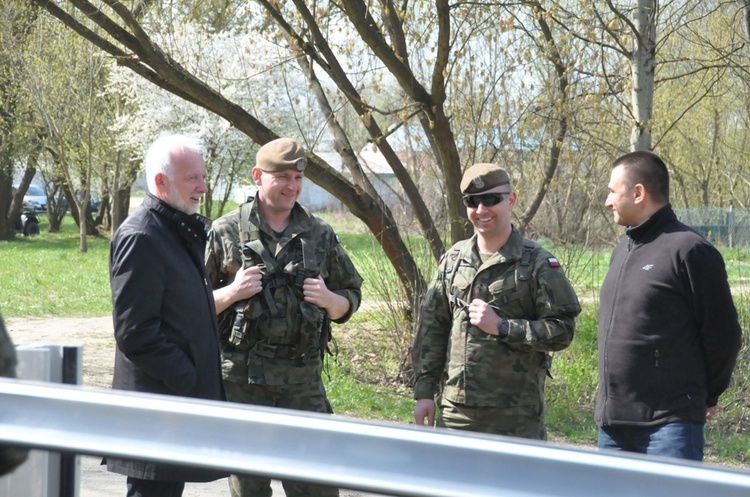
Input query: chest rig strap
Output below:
<box><xmin>230</xmin><ymin>201</ymin><xmax>325</xmax><ymax>359</ymax></box>
<box><xmin>490</xmin><ymin>242</ymin><xmax>539</xmax><ymax>309</ymax></box>
<box><xmin>445</xmin><ymin>240</ymin><xmax>539</xmax><ymax>317</ymax></box>
<box><xmin>445</xmin><ymin>241</ymin><xmax>469</xmax><ymax>313</ymax></box>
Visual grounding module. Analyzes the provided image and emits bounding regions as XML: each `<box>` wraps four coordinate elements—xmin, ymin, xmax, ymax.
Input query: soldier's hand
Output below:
<box><xmin>231</xmin><ymin>265</ymin><xmax>263</xmax><ymax>301</ymax></box>
<box><xmin>303</xmin><ymin>276</ymin><xmax>350</xmax><ymax>320</ymax></box>
<box><xmin>303</xmin><ymin>275</ymin><xmax>330</xmax><ymax>304</ymax></box>
<box><xmin>468</xmin><ymin>299</ymin><xmax>501</xmax><ymax>335</ymax></box>
<box><xmin>414</xmin><ymin>398</ymin><xmax>436</xmax><ymax>427</ymax></box>
<box><xmin>212</xmin><ymin>265</ymin><xmax>264</xmax><ymax>314</ymax></box>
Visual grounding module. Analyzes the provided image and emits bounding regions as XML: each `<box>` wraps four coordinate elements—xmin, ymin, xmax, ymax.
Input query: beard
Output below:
<box><xmin>166</xmin><ymin>183</ymin><xmax>200</xmax><ymax>215</ymax></box>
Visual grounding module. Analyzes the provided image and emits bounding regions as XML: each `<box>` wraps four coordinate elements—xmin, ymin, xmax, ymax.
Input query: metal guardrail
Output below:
<box><xmin>7</xmin><ymin>344</ymin><xmax>83</xmax><ymax>497</ymax></box>
<box><xmin>0</xmin><ymin>378</ymin><xmax>749</xmax><ymax>497</ymax></box>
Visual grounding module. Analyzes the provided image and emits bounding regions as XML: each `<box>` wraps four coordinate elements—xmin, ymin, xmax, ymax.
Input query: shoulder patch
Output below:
<box><xmin>335</xmin><ymin>234</ymin><xmax>341</xmax><ymax>244</ymax></box>
<box><xmin>548</xmin><ymin>257</ymin><xmax>560</xmax><ymax>268</ymax></box>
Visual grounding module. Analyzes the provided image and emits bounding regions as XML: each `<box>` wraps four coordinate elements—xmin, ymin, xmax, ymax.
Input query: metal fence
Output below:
<box><xmin>674</xmin><ymin>206</ymin><xmax>750</xmax><ymax>247</ymax></box>
<box><xmin>0</xmin><ymin>379</ymin><xmax>750</xmax><ymax>497</ymax></box>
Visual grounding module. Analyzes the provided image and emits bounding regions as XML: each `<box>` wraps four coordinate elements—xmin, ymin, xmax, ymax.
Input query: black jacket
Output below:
<box><xmin>596</xmin><ymin>205</ymin><xmax>742</xmax><ymax>427</ymax></box>
<box><xmin>108</xmin><ymin>194</ymin><xmax>225</xmax><ymax>481</ymax></box>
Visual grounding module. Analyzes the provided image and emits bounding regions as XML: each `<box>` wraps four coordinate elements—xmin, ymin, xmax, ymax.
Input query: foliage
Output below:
<box><xmin>0</xmin><ymin>0</ymin><xmax>40</xmax><ymax>241</ymax></box>
<box><xmin>18</xmin><ymin>0</ymin><xmax>750</xmax><ymax>338</ymax></box>
<box><xmin>105</xmin><ymin>26</ymin><xmax>293</xmax><ymax>218</ymax></box>
<box><xmin>325</xmin><ymin>354</ymin><xmax>414</xmax><ymax>423</ymax></box>
<box><xmin>545</xmin><ymin>306</ymin><xmax>599</xmax><ymax>441</ymax></box>
<box><xmin>321</xmin><ymin>212</ymin><xmax>435</xmax><ymax>384</ymax></box>
<box><xmin>19</xmin><ymin>14</ymin><xmax>124</xmax><ymax>241</ymax></box>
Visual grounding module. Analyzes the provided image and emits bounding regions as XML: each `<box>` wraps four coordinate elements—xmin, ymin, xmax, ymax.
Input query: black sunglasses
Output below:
<box><xmin>462</xmin><ymin>192</ymin><xmax>510</xmax><ymax>208</ymax></box>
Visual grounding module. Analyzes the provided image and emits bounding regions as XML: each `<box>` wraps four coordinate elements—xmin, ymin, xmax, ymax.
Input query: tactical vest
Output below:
<box><xmin>445</xmin><ymin>240</ymin><xmax>540</xmax><ymax>317</ymax></box>
<box><xmin>443</xmin><ymin>239</ymin><xmax>553</xmax><ymax>376</ymax></box>
<box><xmin>226</xmin><ymin>200</ymin><xmax>327</xmax><ymax>360</ymax></box>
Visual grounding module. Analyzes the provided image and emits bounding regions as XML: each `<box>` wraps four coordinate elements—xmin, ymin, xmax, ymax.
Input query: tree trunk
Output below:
<box><xmin>279</xmin><ymin>0</ymin><xmax>447</xmax><ymax>260</ymax></box>
<box><xmin>63</xmin><ymin>185</ymin><xmax>99</xmax><ymax>238</ymax></box>
<box><xmin>630</xmin><ymin>0</ymin><xmax>657</xmax><ymax>152</ymax></box>
<box><xmin>112</xmin><ymin>187</ymin><xmax>131</xmax><ymax>233</ymax></box>
<box><xmin>0</xmin><ymin>168</ymin><xmax>36</xmax><ymax>241</ymax></box>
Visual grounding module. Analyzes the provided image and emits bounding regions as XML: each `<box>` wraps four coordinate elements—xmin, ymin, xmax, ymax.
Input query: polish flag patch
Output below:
<box><xmin>548</xmin><ymin>257</ymin><xmax>560</xmax><ymax>267</ymax></box>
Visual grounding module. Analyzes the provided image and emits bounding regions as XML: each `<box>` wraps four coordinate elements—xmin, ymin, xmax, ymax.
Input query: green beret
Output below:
<box><xmin>460</xmin><ymin>163</ymin><xmax>511</xmax><ymax>194</ymax></box>
<box><xmin>256</xmin><ymin>138</ymin><xmax>307</xmax><ymax>172</ymax></box>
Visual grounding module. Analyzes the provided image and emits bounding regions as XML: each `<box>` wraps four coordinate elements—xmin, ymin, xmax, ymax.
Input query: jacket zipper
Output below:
<box><xmin>602</xmin><ymin>235</ymin><xmax>633</xmax><ymax>425</ymax></box>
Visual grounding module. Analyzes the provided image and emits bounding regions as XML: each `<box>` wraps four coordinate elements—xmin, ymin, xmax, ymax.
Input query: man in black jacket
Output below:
<box><xmin>596</xmin><ymin>150</ymin><xmax>742</xmax><ymax>461</ymax></box>
<box><xmin>109</xmin><ymin>134</ymin><xmax>226</xmax><ymax>496</ymax></box>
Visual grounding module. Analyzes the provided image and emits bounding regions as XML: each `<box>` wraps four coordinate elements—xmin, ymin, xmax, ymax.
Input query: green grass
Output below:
<box><xmin>705</xmin><ymin>430</ymin><xmax>750</xmax><ymax>467</ymax></box>
<box><xmin>0</xmin><ymin>217</ymin><xmax>111</xmax><ymax>317</ymax></box>
<box><xmin>545</xmin><ymin>306</ymin><xmax>599</xmax><ymax>442</ymax></box>
<box><xmin>325</xmin><ymin>356</ymin><xmax>414</xmax><ymax>423</ymax></box>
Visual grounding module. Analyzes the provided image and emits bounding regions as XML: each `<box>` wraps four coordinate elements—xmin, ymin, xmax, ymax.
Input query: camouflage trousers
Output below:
<box><xmin>437</xmin><ymin>398</ymin><xmax>546</xmax><ymax>440</ymax></box>
<box><xmin>224</xmin><ymin>380</ymin><xmax>338</xmax><ymax>497</ymax></box>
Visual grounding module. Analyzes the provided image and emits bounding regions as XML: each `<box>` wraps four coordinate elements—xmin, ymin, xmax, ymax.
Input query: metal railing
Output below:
<box><xmin>0</xmin><ymin>378</ymin><xmax>749</xmax><ymax>497</ymax></box>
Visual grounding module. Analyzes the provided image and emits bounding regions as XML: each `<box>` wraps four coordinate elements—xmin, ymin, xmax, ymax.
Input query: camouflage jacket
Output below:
<box><xmin>206</xmin><ymin>198</ymin><xmax>362</xmax><ymax>385</ymax></box>
<box><xmin>412</xmin><ymin>228</ymin><xmax>581</xmax><ymax>408</ymax></box>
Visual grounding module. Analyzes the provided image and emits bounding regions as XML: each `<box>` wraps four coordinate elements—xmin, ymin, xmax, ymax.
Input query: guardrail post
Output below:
<box><xmin>0</xmin><ymin>345</ymin><xmax>82</xmax><ymax>497</ymax></box>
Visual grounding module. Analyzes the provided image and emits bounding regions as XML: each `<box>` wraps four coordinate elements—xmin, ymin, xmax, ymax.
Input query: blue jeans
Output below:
<box><xmin>598</xmin><ymin>422</ymin><xmax>704</xmax><ymax>461</ymax></box>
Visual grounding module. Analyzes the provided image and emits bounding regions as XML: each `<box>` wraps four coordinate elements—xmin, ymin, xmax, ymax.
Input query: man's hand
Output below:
<box><xmin>303</xmin><ymin>276</ymin><xmax>349</xmax><ymax>320</ymax></box>
<box><xmin>706</xmin><ymin>405</ymin><xmax>722</xmax><ymax>421</ymax></box>
<box><xmin>468</xmin><ymin>299</ymin><xmax>502</xmax><ymax>335</ymax></box>
<box><xmin>213</xmin><ymin>265</ymin><xmax>263</xmax><ymax>314</ymax></box>
<box><xmin>231</xmin><ymin>265</ymin><xmax>264</xmax><ymax>300</ymax></box>
<box><xmin>414</xmin><ymin>398</ymin><xmax>436</xmax><ymax>427</ymax></box>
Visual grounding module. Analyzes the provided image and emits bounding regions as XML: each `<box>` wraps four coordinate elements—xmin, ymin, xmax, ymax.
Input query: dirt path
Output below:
<box><xmin>7</xmin><ymin>316</ymin><xmax>115</xmax><ymax>390</ymax></box>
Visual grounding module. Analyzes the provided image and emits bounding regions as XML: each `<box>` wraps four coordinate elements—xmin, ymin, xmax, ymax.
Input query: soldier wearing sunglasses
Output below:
<box><xmin>412</xmin><ymin>163</ymin><xmax>581</xmax><ymax>439</ymax></box>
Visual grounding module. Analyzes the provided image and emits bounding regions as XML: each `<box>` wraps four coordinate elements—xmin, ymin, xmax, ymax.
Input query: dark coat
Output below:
<box><xmin>596</xmin><ymin>205</ymin><xmax>742</xmax><ymax>428</ymax></box>
<box><xmin>108</xmin><ymin>194</ymin><xmax>225</xmax><ymax>482</ymax></box>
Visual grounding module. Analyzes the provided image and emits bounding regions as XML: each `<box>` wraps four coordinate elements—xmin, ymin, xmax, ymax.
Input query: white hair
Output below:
<box><xmin>144</xmin><ymin>134</ymin><xmax>205</xmax><ymax>194</ymax></box>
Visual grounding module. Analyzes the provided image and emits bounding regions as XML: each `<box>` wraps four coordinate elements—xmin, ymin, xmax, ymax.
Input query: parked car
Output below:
<box><xmin>60</xmin><ymin>193</ymin><xmax>101</xmax><ymax>214</ymax></box>
<box><xmin>15</xmin><ymin>184</ymin><xmax>47</xmax><ymax>213</ymax></box>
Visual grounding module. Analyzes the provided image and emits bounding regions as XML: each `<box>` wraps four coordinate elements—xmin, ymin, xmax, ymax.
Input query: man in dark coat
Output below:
<box><xmin>596</xmin><ymin>150</ymin><xmax>742</xmax><ymax>461</ymax></box>
<box><xmin>108</xmin><ymin>134</ymin><xmax>226</xmax><ymax>496</ymax></box>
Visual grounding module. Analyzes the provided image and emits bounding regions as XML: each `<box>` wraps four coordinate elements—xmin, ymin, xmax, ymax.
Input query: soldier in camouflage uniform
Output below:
<box><xmin>205</xmin><ymin>138</ymin><xmax>362</xmax><ymax>497</ymax></box>
<box><xmin>412</xmin><ymin>163</ymin><xmax>581</xmax><ymax>440</ymax></box>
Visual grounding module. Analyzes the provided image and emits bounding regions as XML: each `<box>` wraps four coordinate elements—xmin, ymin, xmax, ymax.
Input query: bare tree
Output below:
<box><xmin>29</xmin><ymin>0</ymin><xmax>430</xmax><ymax>302</ymax></box>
